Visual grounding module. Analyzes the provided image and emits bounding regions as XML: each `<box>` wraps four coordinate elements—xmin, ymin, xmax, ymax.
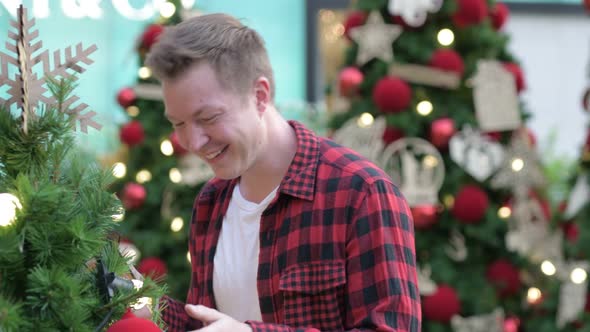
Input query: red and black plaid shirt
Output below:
<box><xmin>162</xmin><ymin>121</ymin><xmax>421</xmax><ymax>331</ymax></box>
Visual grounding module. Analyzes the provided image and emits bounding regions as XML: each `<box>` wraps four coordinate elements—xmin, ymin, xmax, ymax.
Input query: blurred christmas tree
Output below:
<box><xmin>328</xmin><ymin>0</ymin><xmax>581</xmax><ymax>330</ymax></box>
<box><xmin>0</xmin><ymin>6</ymin><xmax>164</xmax><ymax>331</ymax></box>
<box><xmin>111</xmin><ymin>0</ymin><xmax>212</xmax><ymax>300</ymax></box>
<box><xmin>537</xmin><ymin>33</ymin><xmax>590</xmax><ymax>331</ymax></box>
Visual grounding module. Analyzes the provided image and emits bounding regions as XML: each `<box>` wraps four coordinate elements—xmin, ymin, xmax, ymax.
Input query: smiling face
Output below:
<box><xmin>162</xmin><ymin>62</ymin><xmax>264</xmax><ymax>180</ymax></box>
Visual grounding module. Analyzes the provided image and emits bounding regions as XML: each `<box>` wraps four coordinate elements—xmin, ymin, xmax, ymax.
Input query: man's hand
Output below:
<box><xmin>186</xmin><ymin>305</ymin><xmax>253</xmax><ymax>332</ymax></box>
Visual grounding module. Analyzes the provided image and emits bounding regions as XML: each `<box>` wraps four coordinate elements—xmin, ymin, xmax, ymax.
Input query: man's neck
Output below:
<box><xmin>239</xmin><ymin>112</ymin><xmax>297</xmax><ymax>204</ymax></box>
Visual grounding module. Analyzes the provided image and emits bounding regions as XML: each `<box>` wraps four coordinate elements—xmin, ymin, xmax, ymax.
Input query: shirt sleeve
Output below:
<box><xmin>246</xmin><ymin>179</ymin><xmax>421</xmax><ymax>332</ymax></box>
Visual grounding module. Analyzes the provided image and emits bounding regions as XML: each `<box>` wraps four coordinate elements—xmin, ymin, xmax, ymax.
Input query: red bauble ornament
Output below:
<box><xmin>486</xmin><ymin>259</ymin><xmax>521</xmax><ymax>298</ymax></box>
<box><xmin>120</xmin><ymin>121</ymin><xmax>145</xmax><ymax>146</ymax></box>
<box><xmin>372</xmin><ymin>76</ymin><xmax>412</xmax><ymax>113</ymax></box>
<box><xmin>140</xmin><ymin>24</ymin><xmax>165</xmax><ymax>51</ymax></box>
<box><xmin>107</xmin><ymin>317</ymin><xmax>161</xmax><ymax>332</ymax></box>
<box><xmin>382</xmin><ymin>126</ymin><xmax>405</xmax><ymax>145</ymax></box>
<box><xmin>121</xmin><ymin>183</ymin><xmax>147</xmax><ymax>210</ymax></box>
<box><xmin>490</xmin><ymin>2</ymin><xmax>509</xmax><ymax>30</ymax></box>
<box><xmin>117</xmin><ymin>87</ymin><xmax>136</xmax><ymax>108</ymax></box>
<box><xmin>138</xmin><ymin>257</ymin><xmax>168</xmax><ymax>279</ymax></box>
<box><xmin>338</xmin><ymin>67</ymin><xmax>364</xmax><ymax>97</ymax></box>
<box><xmin>562</xmin><ymin>222</ymin><xmax>580</xmax><ymax>243</ymax></box>
<box><xmin>503</xmin><ymin>316</ymin><xmax>521</xmax><ymax>332</ymax></box>
<box><xmin>429</xmin><ymin>49</ymin><xmax>465</xmax><ymax>76</ymax></box>
<box><xmin>503</xmin><ymin>62</ymin><xmax>526</xmax><ymax>92</ymax></box>
<box><xmin>452</xmin><ymin>0</ymin><xmax>488</xmax><ymax>27</ymax></box>
<box><xmin>169</xmin><ymin>132</ymin><xmax>187</xmax><ymax>156</ymax></box>
<box><xmin>411</xmin><ymin>205</ymin><xmax>439</xmax><ymax>229</ymax></box>
<box><xmin>344</xmin><ymin>11</ymin><xmax>367</xmax><ymax>40</ymax></box>
<box><xmin>430</xmin><ymin>118</ymin><xmax>456</xmax><ymax>149</ymax></box>
<box><xmin>422</xmin><ymin>285</ymin><xmax>461</xmax><ymax>323</ymax></box>
<box><xmin>484</xmin><ymin>131</ymin><xmax>502</xmax><ymax>142</ymax></box>
<box><xmin>452</xmin><ymin>185</ymin><xmax>489</xmax><ymax>223</ymax></box>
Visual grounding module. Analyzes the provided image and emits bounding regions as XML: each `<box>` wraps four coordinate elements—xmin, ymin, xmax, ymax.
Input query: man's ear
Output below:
<box><xmin>253</xmin><ymin>76</ymin><xmax>271</xmax><ymax>114</ymax></box>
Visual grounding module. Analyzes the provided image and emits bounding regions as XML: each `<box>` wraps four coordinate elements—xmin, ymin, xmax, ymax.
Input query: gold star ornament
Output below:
<box><xmin>349</xmin><ymin>11</ymin><xmax>403</xmax><ymax>66</ymax></box>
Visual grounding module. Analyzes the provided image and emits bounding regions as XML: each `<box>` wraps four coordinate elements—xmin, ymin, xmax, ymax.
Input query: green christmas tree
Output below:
<box><xmin>111</xmin><ymin>0</ymin><xmax>210</xmax><ymax>300</ymax></box>
<box><xmin>329</xmin><ymin>0</ymin><xmax>571</xmax><ymax>330</ymax></box>
<box><xmin>0</xmin><ymin>6</ymin><xmax>163</xmax><ymax>331</ymax></box>
<box><xmin>533</xmin><ymin>73</ymin><xmax>590</xmax><ymax>331</ymax></box>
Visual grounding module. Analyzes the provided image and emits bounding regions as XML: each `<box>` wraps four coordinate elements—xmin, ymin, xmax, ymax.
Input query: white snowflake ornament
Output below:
<box><xmin>388</xmin><ymin>0</ymin><xmax>443</xmax><ymax>27</ymax></box>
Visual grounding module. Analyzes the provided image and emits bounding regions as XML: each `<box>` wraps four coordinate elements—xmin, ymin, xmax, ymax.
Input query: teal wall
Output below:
<box><xmin>0</xmin><ymin>0</ymin><xmax>305</xmax><ymax>155</ymax></box>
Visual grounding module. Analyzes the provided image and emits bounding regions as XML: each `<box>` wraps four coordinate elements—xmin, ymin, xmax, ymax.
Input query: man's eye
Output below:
<box><xmin>202</xmin><ymin>115</ymin><xmax>218</xmax><ymax>123</ymax></box>
<box><xmin>172</xmin><ymin>122</ymin><xmax>184</xmax><ymax>127</ymax></box>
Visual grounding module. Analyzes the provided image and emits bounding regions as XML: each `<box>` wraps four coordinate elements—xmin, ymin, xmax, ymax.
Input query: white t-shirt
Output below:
<box><xmin>213</xmin><ymin>183</ymin><xmax>278</xmax><ymax>322</ymax></box>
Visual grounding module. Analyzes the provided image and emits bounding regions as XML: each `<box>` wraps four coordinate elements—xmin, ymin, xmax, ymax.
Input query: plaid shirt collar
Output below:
<box><xmin>224</xmin><ymin>120</ymin><xmax>319</xmax><ymax>202</ymax></box>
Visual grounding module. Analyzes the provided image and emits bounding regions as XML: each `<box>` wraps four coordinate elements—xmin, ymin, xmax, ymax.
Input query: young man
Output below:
<box><xmin>144</xmin><ymin>13</ymin><xmax>420</xmax><ymax>332</ymax></box>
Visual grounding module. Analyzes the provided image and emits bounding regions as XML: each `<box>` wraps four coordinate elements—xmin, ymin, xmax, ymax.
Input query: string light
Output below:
<box><xmin>159</xmin><ymin>1</ymin><xmax>176</xmax><ymax>18</ymax></box>
<box><xmin>540</xmin><ymin>260</ymin><xmax>556</xmax><ymax>276</ymax></box>
<box><xmin>169</xmin><ymin>168</ymin><xmax>182</xmax><ymax>183</ymax></box>
<box><xmin>423</xmin><ymin>155</ymin><xmax>438</xmax><ymax>168</ymax></box>
<box><xmin>187</xmin><ymin>251</ymin><xmax>191</xmax><ymax>263</ymax></box>
<box><xmin>171</xmin><ymin>217</ymin><xmax>184</xmax><ymax>232</ymax></box>
<box><xmin>112</xmin><ymin>162</ymin><xmax>127</xmax><ymax>178</ymax></box>
<box><xmin>112</xmin><ymin>207</ymin><xmax>125</xmax><ymax>222</ymax></box>
<box><xmin>527</xmin><ymin>287</ymin><xmax>542</xmax><ymax>304</ymax></box>
<box><xmin>160</xmin><ymin>139</ymin><xmax>174</xmax><ymax>156</ymax></box>
<box><xmin>138</xmin><ymin>66</ymin><xmax>152</xmax><ymax>79</ymax></box>
<box><xmin>126</xmin><ymin>106</ymin><xmax>140</xmax><ymax>117</ymax></box>
<box><xmin>511</xmin><ymin>158</ymin><xmax>524</xmax><ymax>172</ymax></box>
<box><xmin>130</xmin><ymin>279</ymin><xmax>152</xmax><ymax>311</ymax></box>
<box><xmin>416</xmin><ymin>100</ymin><xmax>433</xmax><ymax>116</ymax></box>
<box><xmin>0</xmin><ymin>193</ymin><xmax>22</xmax><ymax>227</ymax></box>
<box><xmin>571</xmin><ymin>268</ymin><xmax>588</xmax><ymax>284</ymax></box>
<box><xmin>443</xmin><ymin>194</ymin><xmax>454</xmax><ymax>209</ymax></box>
<box><xmin>437</xmin><ymin>28</ymin><xmax>454</xmax><ymax>46</ymax></box>
<box><xmin>136</xmin><ymin>170</ymin><xmax>152</xmax><ymax>184</ymax></box>
<box><xmin>356</xmin><ymin>113</ymin><xmax>374</xmax><ymax>128</ymax></box>
<box><xmin>498</xmin><ymin>206</ymin><xmax>511</xmax><ymax>219</ymax></box>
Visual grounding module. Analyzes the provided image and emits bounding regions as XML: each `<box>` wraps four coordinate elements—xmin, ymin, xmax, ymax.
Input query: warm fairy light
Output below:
<box><xmin>437</xmin><ymin>28</ymin><xmax>455</xmax><ymax>46</ymax></box>
<box><xmin>540</xmin><ymin>260</ymin><xmax>556</xmax><ymax>276</ymax></box>
<box><xmin>112</xmin><ymin>207</ymin><xmax>125</xmax><ymax>222</ymax></box>
<box><xmin>0</xmin><ymin>193</ymin><xmax>22</xmax><ymax>227</ymax></box>
<box><xmin>171</xmin><ymin>217</ymin><xmax>184</xmax><ymax>232</ymax></box>
<box><xmin>138</xmin><ymin>66</ymin><xmax>152</xmax><ymax>79</ymax></box>
<box><xmin>498</xmin><ymin>206</ymin><xmax>511</xmax><ymax>219</ymax></box>
<box><xmin>357</xmin><ymin>113</ymin><xmax>375</xmax><ymax>128</ymax></box>
<box><xmin>169</xmin><ymin>168</ymin><xmax>182</xmax><ymax>183</ymax></box>
<box><xmin>511</xmin><ymin>158</ymin><xmax>524</xmax><ymax>172</ymax></box>
<box><xmin>136</xmin><ymin>170</ymin><xmax>152</xmax><ymax>184</ymax></box>
<box><xmin>423</xmin><ymin>155</ymin><xmax>438</xmax><ymax>168</ymax></box>
<box><xmin>187</xmin><ymin>251</ymin><xmax>192</xmax><ymax>263</ymax></box>
<box><xmin>160</xmin><ymin>139</ymin><xmax>174</xmax><ymax>156</ymax></box>
<box><xmin>527</xmin><ymin>287</ymin><xmax>542</xmax><ymax>304</ymax></box>
<box><xmin>113</xmin><ymin>162</ymin><xmax>127</xmax><ymax>178</ymax></box>
<box><xmin>181</xmin><ymin>0</ymin><xmax>196</xmax><ymax>9</ymax></box>
<box><xmin>571</xmin><ymin>268</ymin><xmax>588</xmax><ymax>284</ymax></box>
<box><xmin>130</xmin><ymin>279</ymin><xmax>152</xmax><ymax>310</ymax></box>
<box><xmin>416</xmin><ymin>101</ymin><xmax>433</xmax><ymax>116</ymax></box>
<box><xmin>126</xmin><ymin>106</ymin><xmax>140</xmax><ymax>117</ymax></box>
<box><xmin>332</xmin><ymin>23</ymin><xmax>345</xmax><ymax>37</ymax></box>
<box><xmin>443</xmin><ymin>194</ymin><xmax>454</xmax><ymax>209</ymax></box>
<box><xmin>159</xmin><ymin>1</ymin><xmax>176</xmax><ymax>18</ymax></box>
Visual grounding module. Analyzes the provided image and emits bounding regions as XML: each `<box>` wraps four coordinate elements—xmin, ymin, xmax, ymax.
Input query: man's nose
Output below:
<box><xmin>187</xmin><ymin>124</ymin><xmax>210</xmax><ymax>152</ymax></box>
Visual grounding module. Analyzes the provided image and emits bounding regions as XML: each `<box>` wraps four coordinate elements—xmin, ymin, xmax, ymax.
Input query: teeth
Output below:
<box><xmin>206</xmin><ymin>148</ymin><xmax>223</xmax><ymax>160</ymax></box>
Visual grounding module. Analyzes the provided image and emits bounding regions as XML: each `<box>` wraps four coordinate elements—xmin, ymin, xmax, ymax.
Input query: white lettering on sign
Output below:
<box><xmin>0</xmin><ymin>0</ymin><xmax>180</xmax><ymax>20</ymax></box>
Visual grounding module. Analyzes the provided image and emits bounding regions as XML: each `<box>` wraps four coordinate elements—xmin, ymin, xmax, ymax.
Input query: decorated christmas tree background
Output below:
<box><xmin>0</xmin><ymin>6</ymin><xmax>164</xmax><ymax>331</ymax></box>
<box><xmin>329</xmin><ymin>0</ymin><xmax>587</xmax><ymax>330</ymax></box>
<box><xmin>111</xmin><ymin>0</ymin><xmax>212</xmax><ymax>300</ymax></box>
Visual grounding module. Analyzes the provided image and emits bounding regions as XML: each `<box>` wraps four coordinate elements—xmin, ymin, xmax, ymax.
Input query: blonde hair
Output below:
<box><xmin>146</xmin><ymin>13</ymin><xmax>275</xmax><ymax>100</ymax></box>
